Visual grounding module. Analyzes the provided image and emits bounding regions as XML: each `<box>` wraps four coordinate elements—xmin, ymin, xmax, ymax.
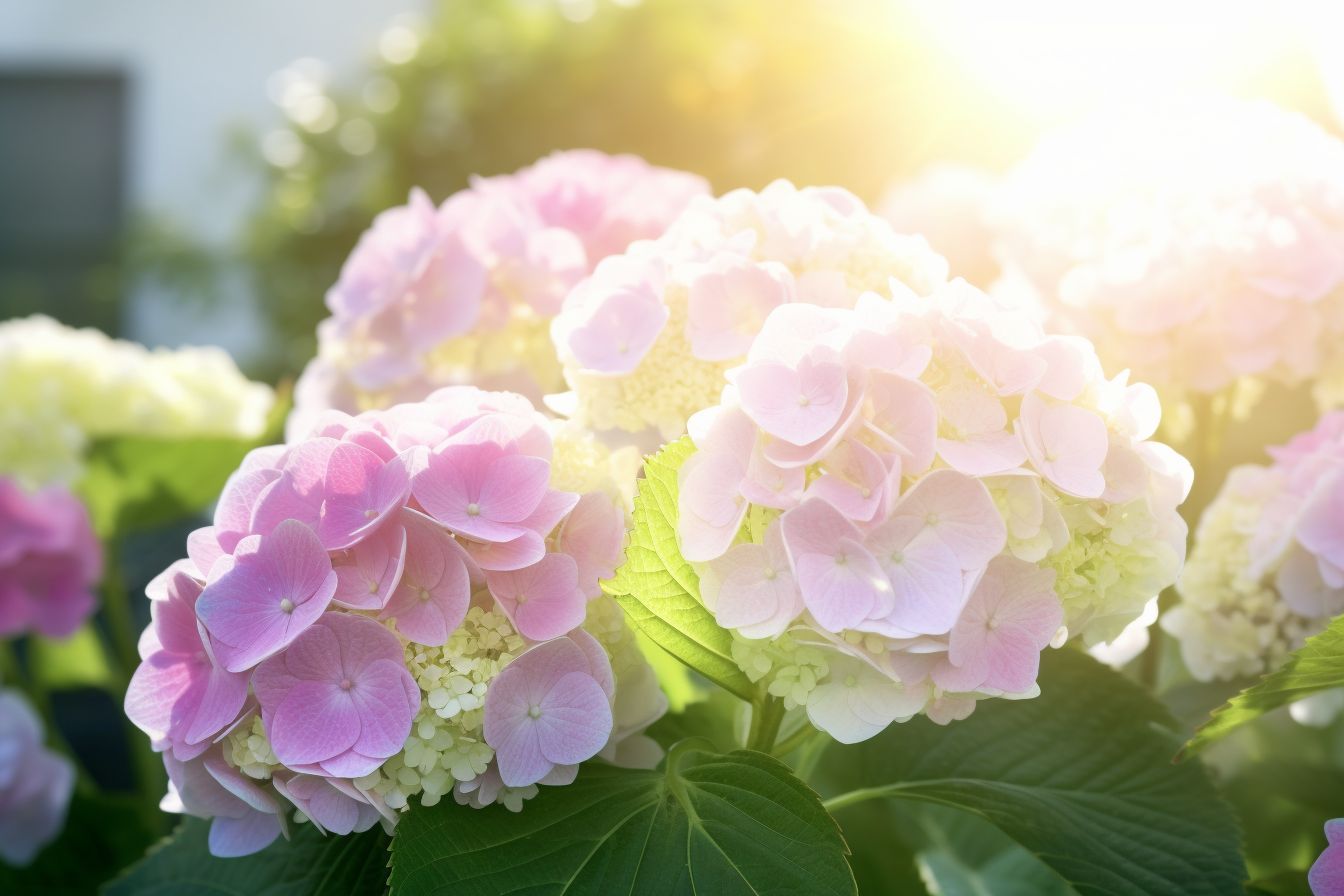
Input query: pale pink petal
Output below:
<box><xmin>535</xmin><ymin>671</ymin><xmax>614</xmax><ymax>765</ymax></box>
<box><xmin>332</xmin><ymin>522</ymin><xmax>407</xmax><ymax>610</ymax></box>
<box><xmin>268</xmin><ymin>681</ymin><xmax>360</xmax><ymax>767</ymax></box>
<box><xmin>890</xmin><ymin>470</ymin><xmax>1006</xmax><ymax>570</ymax></box>
<box><xmin>487</xmin><ymin>554</ymin><xmax>586</xmax><ymax>641</ymax></box>
<box><xmin>734</xmin><ymin>354</ymin><xmax>849</xmax><ymax>446</ymax></box>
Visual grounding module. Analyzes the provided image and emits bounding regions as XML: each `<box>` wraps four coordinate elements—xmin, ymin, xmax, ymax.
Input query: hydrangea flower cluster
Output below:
<box><xmin>991</xmin><ymin>96</ymin><xmax>1344</xmax><ymax>403</ymax></box>
<box><xmin>550</xmin><ymin>179</ymin><xmax>949</xmax><ymax>439</ymax></box>
<box><xmin>0</xmin><ymin>688</ymin><xmax>75</xmax><ymax>867</ymax></box>
<box><xmin>678</xmin><ymin>281</ymin><xmax>1190</xmax><ymax>743</ymax></box>
<box><xmin>1164</xmin><ymin>412</ymin><xmax>1344</xmax><ymax>684</ymax></box>
<box><xmin>0</xmin><ymin>316</ymin><xmax>273</xmax><ymax>488</ymax></box>
<box><xmin>126</xmin><ymin>386</ymin><xmax>664</xmax><ymax>856</ymax></box>
<box><xmin>291</xmin><ymin>150</ymin><xmax>708</xmax><ymax>435</ymax></box>
<box><xmin>0</xmin><ymin>477</ymin><xmax>101</xmax><ymax>640</ymax></box>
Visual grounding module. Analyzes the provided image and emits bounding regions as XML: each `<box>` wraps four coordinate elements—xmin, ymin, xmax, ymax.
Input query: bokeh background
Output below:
<box><xmin>4</xmin><ymin>0</ymin><xmax>1340</xmax><ymax>383</ymax></box>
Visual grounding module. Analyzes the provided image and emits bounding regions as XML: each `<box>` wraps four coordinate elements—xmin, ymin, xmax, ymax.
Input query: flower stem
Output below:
<box><xmin>821</xmin><ymin>785</ymin><xmax>894</xmax><ymax>814</ymax></box>
<box><xmin>770</xmin><ymin>723</ymin><xmax>821</xmax><ymax>758</ymax></box>
<box><xmin>746</xmin><ymin>695</ymin><xmax>785</xmax><ymax>753</ymax></box>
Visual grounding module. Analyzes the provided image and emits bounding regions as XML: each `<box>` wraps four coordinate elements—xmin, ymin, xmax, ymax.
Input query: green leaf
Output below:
<box><xmin>0</xmin><ymin>792</ymin><xmax>159</xmax><ymax>895</ymax></box>
<box><xmin>389</xmin><ymin>747</ymin><xmax>856</xmax><ymax>895</ymax></box>
<box><xmin>818</xmin><ymin>649</ymin><xmax>1246</xmax><ymax>896</ymax></box>
<box><xmin>78</xmin><ymin>435</ymin><xmax>262</xmax><ymax>536</ymax></box>
<box><xmin>29</xmin><ymin>623</ymin><xmax>114</xmax><ymax>689</ymax></box>
<box><xmin>1181</xmin><ymin>614</ymin><xmax>1344</xmax><ymax>757</ymax></box>
<box><xmin>102</xmin><ymin>817</ymin><xmax>389</xmax><ymax>896</ymax></box>
<box><xmin>602</xmin><ymin>438</ymin><xmax>754</xmax><ymax>701</ymax></box>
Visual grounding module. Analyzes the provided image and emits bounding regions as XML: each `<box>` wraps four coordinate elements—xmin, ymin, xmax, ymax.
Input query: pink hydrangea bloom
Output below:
<box><xmin>551</xmin><ymin>179</ymin><xmax>949</xmax><ymax>438</ymax></box>
<box><xmin>0</xmin><ymin>477</ymin><xmax>101</xmax><ymax>639</ymax></box>
<box><xmin>127</xmin><ymin>386</ymin><xmax>663</xmax><ymax>855</ymax></box>
<box><xmin>681</xmin><ymin>280</ymin><xmax>1189</xmax><ymax>743</ymax></box>
<box><xmin>290</xmin><ymin>151</ymin><xmax>707</xmax><ymax>437</ymax></box>
<box><xmin>992</xmin><ymin>96</ymin><xmax>1344</xmax><ymax>401</ymax></box>
<box><xmin>1165</xmin><ymin>411</ymin><xmax>1344</xmax><ymax>687</ymax></box>
<box><xmin>1311</xmin><ymin>819</ymin><xmax>1344</xmax><ymax>896</ymax></box>
<box><xmin>0</xmin><ymin>689</ymin><xmax>75</xmax><ymax>866</ymax></box>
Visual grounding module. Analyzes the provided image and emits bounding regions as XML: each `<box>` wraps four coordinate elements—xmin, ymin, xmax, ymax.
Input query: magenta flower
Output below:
<box><xmin>483</xmin><ymin>636</ymin><xmax>614</xmax><ymax>788</ymax></box>
<box><xmin>1311</xmin><ymin>819</ymin><xmax>1344</xmax><ymax>896</ymax></box>
<box><xmin>0</xmin><ymin>477</ymin><xmax>101</xmax><ymax>639</ymax></box>
<box><xmin>0</xmin><ymin>689</ymin><xmax>75</xmax><ymax>866</ymax></box>
<box><xmin>485</xmin><ymin>553</ymin><xmax>587</xmax><ymax>642</ymax></box>
<box><xmin>125</xmin><ymin>563</ymin><xmax>249</xmax><ymax>757</ymax></box>
<box><xmin>196</xmin><ymin>520</ymin><xmax>338</xmax><ymax>673</ymax></box>
<box><xmin>252</xmin><ymin>613</ymin><xmax>418</xmax><ymax>779</ymax></box>
<box><xmin>379</xmin><ymin>509</ymin><xmax>472</xmax><ymax>646</ymax></box>
<box><xmin>251</xmin><ymin>438</ymin><xmax>410</xmax><ymax>551</ymax></box>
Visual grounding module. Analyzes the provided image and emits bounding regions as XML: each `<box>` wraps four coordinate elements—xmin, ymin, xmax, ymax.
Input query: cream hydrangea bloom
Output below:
<box><xmin>1165</xmin><ymin>412</ymin><xmax>1344</xmax><ymax>690</ymax></box>
<box><xmin>992</xmin><ymin>96</ymin><xmax>1344</xmax><ymax>410</ymax></box>
<box><xmin>0</xmin><ymin>315</ymin><xmax>273</xmax><ymax>487</ymax></box>
<box><xmin>550</xmin><ymin>179</ymin><xmax>949</xmax><ymax>440</ymax></box>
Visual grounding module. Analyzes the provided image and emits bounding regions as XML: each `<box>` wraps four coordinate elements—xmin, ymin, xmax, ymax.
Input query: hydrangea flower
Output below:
<box><xmin>550</xmin><ymin>179</ymin><xmax>949</xmax><ymax>439</ymax></box>
<box><xmin>991</xmin><ymin>96</ymin><xmax>1344</xmax><ymax>406</ymax></box>
<box><xmin>290</xmin><ymin>151</ymin><xmax>708</xmax><ymax>436</ymax></box>
<box><xmin>0</xmin><ymin>478</ymin><xmax>101</xmax><ymax>640</ymax></box>
<box><xmin>126</xmin><ymin>387</ymin><xmax>666</xmax><ymax>855</ymax></box>
<box><xmin>1164</xmin><ymin>412</ymin><xmax>1344</xmax><ymax>701</ymax></box>
<box><xmin>0</xmin><ymin>688</ymin><xmax>75</xmax><ymax>866</ymax></box>
<box><xmin>0</xmin><ymin>316</ymin><xmax>273</xmax><ymax>488</ymax></box>
<box><xmin>682</xmin><ymin>281</ymin><xmax>1189</xmax><ymax>743</ymax></box>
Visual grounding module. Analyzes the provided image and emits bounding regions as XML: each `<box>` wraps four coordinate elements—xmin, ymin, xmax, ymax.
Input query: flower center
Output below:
<box><xmin>419</xmin><ymin>588</ymin><xmax>432</xmax><ymax>603</ymax></box>
<box><xmin>364</xmin><ymin>508</ymin><xmax>378</xmax><ymax>519</ymax></box>
<box><xmin>279</xmin><ymin>598</ymin><xmax>295</xmax><ymax>614</ymax></box>
<box><xmin>515</xmin><ymin>592</ymin><xmax>528</xmax><ymax>605</ymax></box>
<box><xmin>340</xmin><ymin>678</ymin><xmax>354</xmax><ymax>691</ymax></box>
<box><xmin>797</xmin><ymin>394</ymin><xmax>811</xmax><ymax>407</ymax></box>
<box><xmin>889</xmin><ymin>551</ymin><xmax>904</xmax><ymax>565</ymax></box>
<box><xmin>844</xmin><ymin>674</ymin><xmax>858</xmax><ymax>688</ymax></box>
<box><xmin>527</xmin><ymin>705</ymin><xmax>542</xmax><ymax>719</ymax></box>
<box><xmin>834</xmin><ymin>553</ymin><xmax>848</xmax><ymax>566</ymax></box>
<box><xmin>925</xmin><ymin>512</ymin><xmax>940</xmax><ymax>527</ymax></box>
<box><xmin>986</xmin><ymin>615</ymin><xmax>1000</xmax><ymax>631</ymax></box>
<box><xmin>763</xmin><ymin>567</ymin><xmax>777</xmax><ymax>581</ymax></box>
<box><xmin>466</xmin><ymin>502</ymin><xmax>481</xmax><ymax>517</ymax></box>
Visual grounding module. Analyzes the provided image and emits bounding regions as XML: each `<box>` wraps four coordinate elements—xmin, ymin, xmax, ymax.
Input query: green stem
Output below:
<box><xmin>100</xmin><ymin>544</ymin><xmax>141</xmax><ymax>681</ymax></box>
<box><xmin>771</xmin><ymin>723</ymin><xmax>821</xmax><ymax>758</ymax></box>
<box><xmin>746</xmin><ymin>696</ymin><xmax>785</xmax><ymax>753</ymax></box>
<box><xmin>792</xmin><ymin>731</ymin><xmax>830</xmax><ymax>783</ymax></box>
<box><xmin>822</xmin><ymin>785</ymin><xmax>895</xmax><ymax>814</ymax></box>
<box><xmin>0</xmin><ymin>640</ymin><xmax>19</xmax><ymax>684</ymax></box>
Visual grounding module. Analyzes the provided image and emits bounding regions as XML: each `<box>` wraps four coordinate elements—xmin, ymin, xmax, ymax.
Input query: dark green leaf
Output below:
<box><xmin>818</xmin><ymin>649</ymin><xmax>1246</xmax><ymax>896</ymax></box>
<box><xmin>102</xmin><ymin>817</ymin><xmax>390</xmax><ymax>896</ymax></box>
<box><xmin>0</xmin><ymin>792</ymin><xmax>158</xmax><ymax>896</ymax></box>
<box><xmin>389</xmin><ymin>747</ymin><xmax>855</xmax><ymax>895</ymax></box>
<box><xmin>602</xmin><ymin>438</ymin><xmax>755</xmax><ymax>701</ymax></box>
<box><xmin>1182</xmin><ymin>614</ymin><xmax>1344</xmax><ymax>756</ymax></box>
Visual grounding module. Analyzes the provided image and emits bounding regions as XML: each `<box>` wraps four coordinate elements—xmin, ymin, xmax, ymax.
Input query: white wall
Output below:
<box><xmin>0</xmin><ymin>0</ymin><xmax>426</xmax><ymax>361</ymax></box>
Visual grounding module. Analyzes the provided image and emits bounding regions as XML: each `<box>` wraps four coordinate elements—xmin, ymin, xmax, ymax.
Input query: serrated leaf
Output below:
<box><xmin>102</xmin><ymin>817</ymin><xmax>389</xmax><ymax>896</ymax></box>
<box><xmin>602</xmin><ymin>438</ymin><xmax>754</xmax><ymax>701</ymax></box>
<box><xmin>1182</xmin><ymin>614</ymin><xmax>1344</xmax><ymax>757</ymax></box>
<box><xmin>817</xmin><ymin>649</ymin><xmax>1246</xmax><ymax>896</ymax></box>
<box><xmin>389</xmin><ymin>747</ymin><xmax>856</xmax><ymax>896</ymax></box>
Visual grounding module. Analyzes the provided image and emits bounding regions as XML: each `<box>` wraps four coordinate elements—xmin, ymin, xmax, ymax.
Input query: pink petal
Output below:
<box><xmin>804</xmin><ymin>439</ymin><xmax>891</xmax><ymax>523</ymax></box>
<box><xmin>478</xmin><ymin>454</ymin><xmax>552</xmax><ymax>524</ymax></box>
<box><xmin>863</xmin><ymin>371</ymin><xmax>938</xmax><ymax>477</ymax></box>
<box><xmin>554</xmin><ymin>494</ymin><xmax>626</xmax><ymax>598</ymax></box>
<box><xmin>865</xmin><ymin>517</ymin><xmax>966</xmax><ymax>636</ymax></box>
<box><xmin>333</xmin><ymin>522</ymin><xmax>407</xmax><ymax>610</ymax></box>
<box><xmin>734</xmin><ymin>354</ymin><xmax>849</xmax><ymax>446</ymax></box>
<box><xmin>381</xmin><ymin>512</ymin><xmax>471</xmax><ymax>646</ymax></box>
<box><xmin>348</xmin><ymin>658</ymin><xmax>419</xmax><ymax>759</ymax></box>
<box><xmin>781</xmin><ymin>500</ymin><xmax>893</xmax><ymax>631</ymax></box>
<box><xmin>536</xmin><ymin>671</ymin><xmax>614</xmax><ymax>765</ymax></box>
<box><xmin>486</xmin><ymin>554</ymin><xmax>586</xmax><ymax>641</ymax></box>
<box><xmin>268</xmin><ymin>681</ymin><xmax>360</xmax><ymax>767</ymax></box>
<box><xmin>463</xmin><ymin>529</ymin><xmax>546</xmax><ymax>572</ymax></box>
<box><xmin>567</xmin><ymin>284</ymin><xmax>668</xmax><ymax>374</ymax></box>
<box><xmin>891</xmin><ymin>470</ymin><xmax>1006</xmax><ymax>570</ymax></box>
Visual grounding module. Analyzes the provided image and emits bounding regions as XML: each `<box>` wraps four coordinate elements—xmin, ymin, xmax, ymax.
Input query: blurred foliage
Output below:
<box><xmin>0</xmin><ymin>792</ymin><xmax>160</xmax><ymax>896</ymax></box>
<box><xmin>225</xmin><ymin>0</ymin><xmax>1021</xmax><ymax>379</ymax></box>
